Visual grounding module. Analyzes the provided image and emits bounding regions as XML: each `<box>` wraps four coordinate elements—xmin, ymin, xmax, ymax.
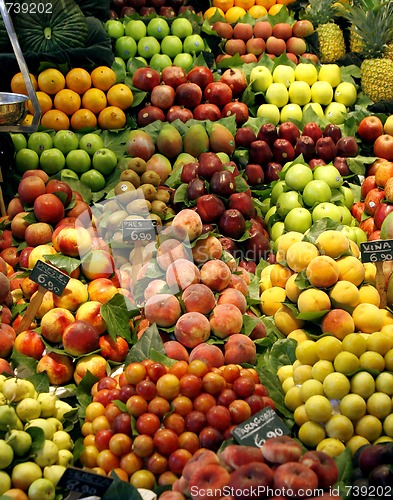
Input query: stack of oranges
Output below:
<box><xmin>205</xmin><ymin>0</ymin><xmax>296</xmax><ymax>22</ymax></box>
<box><xmin>10</xmin><ymin>66</ymin><xmax>133</xmax><ymax>131</ymax></box>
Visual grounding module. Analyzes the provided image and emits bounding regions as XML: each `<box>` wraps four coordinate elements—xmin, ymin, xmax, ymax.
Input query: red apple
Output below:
<box><xmin>357</xmin><ymin>115</ymin><xmax>384</xmax><ymax>142</ymax></box>
<box><xmin>374</xmin><ymin>202</ymin><xmax>393</xmax><ymax>229</ymax></box>
<box><xmin>374</xmin><ymin>134</ymin><xmax>393</xmax><ymax>160</ymax></box>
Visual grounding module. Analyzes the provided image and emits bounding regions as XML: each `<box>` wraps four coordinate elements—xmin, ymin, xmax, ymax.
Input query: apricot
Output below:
<box><xmin>329</xmin><ymin>280</ymin><xmax>360</xmax><ymax>313</ymax></box>
<box><xmin>224</xmin><ymin>333</ymin><xmax>256</xmax><ymax>365</ymax></box>
<box><xmin>285</xmin><ymin>273</ymin><xmax>301</xmax><ymax>303</ymax></box>
<box><xmin>275</xmin><ymin>231</ymin><xmax>303</xmax><ymax>261</ymax></box>
<box><xmin>174</xmin><ymin>312</ymin><xmax>211</xmax><ymax>348</ymax></box>
<box><xmin>209</xmin><ymin>304</ymin><xmax>243</xmax><ymax>339</ymax></box>
<box><xmin>144</xmin><ymin>294</ymin><xmax>181</xmax><ymax>328</ymax></box>
<box><xmin>274</xmin><ymin>305</ymin><xmax>305</xmax><ymax>336</ymax></box>
<box><xmin>358</xmin><ymin>284</ymin><xmax>380</xmax><ymax>307</ymax></box>
<box><xmin>269</xmin><ymin>263</ymin><xmax>293</xmax><ymax>288</ymax></box>
<box><xmin>286</xmin><ymin>241</ymin><xmax>320</xmax><ymax>273</ymax></box>
<box><xmin>287</xmin><ymin>329</ymin><xmax>309</xmax><ymax>343</ymax></box>
<box><xmin>316</xmin><ymin>230</ymin><xmax>350</xmax><ymax>259</ymax></box>
<box><xmin>321</xmin><ymin>309</ymin><xmax>355</xmax><ymax>340</ymax></box>
<box><xmin>306</xmin><ymin>255</ymin><xmax>340</xmax><ymax>288</ymax></box>
<box><xmin>352</xmin><ymin>303</ymin><xmax>384</xmax><ymax>333</ymax></box>
<box><xmin>189</xmin><ymin>343</ymin><xmax>224</xmax><ymax>368</ymax></box>
<box><xmin>297</xmin><ymin>289</ymin><xmax>331</xmax><ymax>314</ymax></box>
<box><xmin>260</xmin><ymin>286</ymin><xmax>286</xmax><ymax>316</ymax></box>
<box><xmin>335</xmin><ymin>256</ymin><xmax>365</xmax><ymax>287</ymax></box>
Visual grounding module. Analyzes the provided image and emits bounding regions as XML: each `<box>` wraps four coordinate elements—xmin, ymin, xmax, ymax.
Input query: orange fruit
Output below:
<box><xmin>82</xmin><ymin>88</ymin><xmax>107</xmax><ymax>114</ymax></box>
<box><xmin>27</xmin><ymin>91</ymin><xmax>52</xmax><ymax>115</ymax></box>
<box><xmin>91</xmin><ymin>66</ymin><xmax>117</xmax><ymax>91</ymax></box>
<box><xmin>1</xmin><ymin>489</ymin><xmax>29</xmax><ymax>500</ymax></box>
<box><xmin>98</xmin><ymin>106</ymin><xmax>126</xmax><ymax>130</ymax></box>
<box><xmin>248</xmin><ymin>4</ymin><xmax>268</xmax><ymax>16</ymax></box>
<box><xmin>20</xmin><ymin>114</ymin><xmax>34</xmax><ymax>127</ymax></box>
<box><xmin>53</xmin><ymin>89</ymin><xmax>81</xmax><ymax>115</ymax></box>
<box><xmin>256</xmin><ymin>0</ymin><xmax>276</xmax><ymax>8</ymax></box>
<box><xmin>204</xmin><ymin>6</ymin><xmax>225</xmax><ymax>18</ymax></box>
<box><xmin>106</xmin><ymin>84</ymin><xmax>133</xmax><ymax>110</ymax></box>
<box><xmin>70</xmin><ymin>108</ymin><xmax>97</xmax><ymax>131</ymax></box>
<box><xmin>65</xmin><ymin>67</ymin><xmax>92</xmax><ymax>94</ymax></box>
<box><xmin>234</xmin><ymin>0</ymin><xmax>255</xmax><ymax>9</ymax></box>
<box><xmin>10</xmin><ymin>72</ymin><xmax>38</xmax><ymax>96</ymax></box>
<box><xmin>225</xmin><ymin>6</ymin><xmax>247</xmax><ymax>21</ymax></box>
<box><xmin>269</xmin><ymin>3</ymin><xmax>285</xmax><ymax>14</ymax></box>
<box><xmin>212</xmin><ymin>0</ymin><xmax>234</xmax><ymax>12</ymax></box>
<box><xmin>37</xmin><ymin>68</ymin><xmax>66</xmax><ymax>95</ymax></box>
<box><xmin>277</xmin><ymin>0</ymin><xmax>296</xmax><ymax>4</ymax></box>
<box><xmin>41</xmin><ymin>109</ymin><xmax>70</xmax><ymax>131</ymax></box>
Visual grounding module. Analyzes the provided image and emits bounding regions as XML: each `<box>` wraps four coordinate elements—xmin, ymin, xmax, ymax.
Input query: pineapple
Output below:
<box><xmin>343</xmin><ymin>0</ymin><xmax>393</xmax><ymax>102</ymax></box>
<box><xmin>303</xmin><ymin>0</ymin><xmax>346</xmax><ymax>63</ymax></box>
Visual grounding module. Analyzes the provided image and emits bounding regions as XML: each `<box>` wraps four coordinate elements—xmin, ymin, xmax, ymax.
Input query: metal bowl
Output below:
<box><xmin>0</xmin><ymin>92</ymin><xmax>28</xmax><ymax>125</ymax></box>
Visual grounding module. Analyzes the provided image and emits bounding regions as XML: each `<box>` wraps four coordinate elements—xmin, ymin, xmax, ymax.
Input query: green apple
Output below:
<box><xmin>318</xmin><ymin>63</ymin><xmax>341</xmax><ymax>88</ymax></box>
<box><xmin>80</xmin><ymin>169</ymin><xmax>106</xmax><ymax>192</ymax></box>
<box><xmin>173</xmin><ymin>53</ymin><xmax>194</xmax><ymax>71</ymax></box>
<box><xmin>105</xmin><ymin>19</ymin><xmax>124</xmax><ymax>39</ymax></box>
<box><xmin>0</xmin><ymin>406</ymin><xmax>18</xmax><ymax>432</ymax></box>
<box><xmin>265</xmin><ymin>83</ymin><xmax>289</xmax><ymax>108</ymax></box>
<box><xmin>125</xmin><ymin>19</ymin><xmax>147</xmax><ymax>41</ymax></box>
<box><xmin>273</xmin><ymin>64</ymin><xmax>295</xmax><ymax>88</ymax></box>
<box><xmin>313</xmin><ymin>165</ymin><xmax>343</xmax><ymax>189</ymax></box>
<box><xmin>53</xmin><ymin>130</ymin><xmax>79</xmax><ymax>155</ymax></box>
<box><xmin>312</xmin><ymin>202</ymin><xmax>342</xmax><ymax>223</ymax></box>
<box><xmin>7</xmin><ymin>429</ymin><xmax>33</xmax><ymax>456</ymax></box>
<box><xmin>173</xmin><ymin>152</ymin><xmax>196</xmax><ymax>170</ymax></box>
<box><xmin>79</xmin><ymin>133</ymin><xmax>104</xmax><ymax>155</ymax></box>
<box><xmin>276</xmin><ymin>190</ymin><xmax>303</xmax><ymax>218</ymax></box>
<box><xmin>284</xmin><ymin>207</ymin><xmax>313</xmax><ymax>233</ymax></box>
<box><xmin>337</xmin><ymin>205</ymin><xmax>352</xmax><ymax>225</ymax></box>
<box><xmin>92</xmin><ymin>148</ymin><xmax>117</xmax><ymax>175</ymax></box>
<box><xmin>66</xmin><ymin>149</ymin><xmax>91</xmax><ymax>174</ymax></box>
<box><xmin>339</xmin><ymin>185</ymin><xmax>355</xmax><ymax>209</ymax></box>
<box><xmin>171</xmin><ymin>18</ymin><xmax>193</xmax><ymax>39</ymax></box>
<box><xmin>27</xmin><ymin>132</ymin><xmax>53</xmax><ymax>156</ymax></box>
<box><xmin>334</xmin><ymin>82</ymin><xmax>357</xmax><ymax>106</ymax></box>
<box><xmin>288</xmin><ymin>81</ymin><xmax>311</xmax><ymax>105</ymax></box>
<box><xmin>161</xmin><ymin>35</ymin><xmax>183</xmax><ymax>58</ymax></box>
<box><xmin>294</xmin><ymin>63</ymin><xmax>318</xmax><ymax>85</ymax></box>
<box><xmin>39</xmin><ymin>148</ymin><xmax>65</xmax><ymax>175</ymax></box>
<box><xmin>34</xmin><ymin>440</ymin><xmax>59</xmax><ymax>468</ymax></box>
<box><xmin>3</xmin><ymin>378</ymin><xmax>36</xmax><ymax>402</ymax></box>
<box><xmin>250</xmin><ymin>66</ymin><xmax>273</xmax><ymax>92</ymax></box>
<box><xmin>259</xmin><ymin>197</ymin><xmax>271</xmax><ymax>216</ymax></box>
<box><xmin>285</xmin><ymin>163</ymin><xmax>313</xmax><ymax>192</ymax></box>
<box><xmin>61</xmin><ymin>168</ymin><xmax>79</xmax><ymax>180</ymax></box>
<box><xmin>271</xmin><ymin>180</ymin><xmax>288</xmax><ymax>205</ymax></box>
<box><xmin>280</xmin><ymin>103</ymin><xmax>303</xmax><ymax>123</ymax></box>
<box><xmin>0</xmin><ymin>439</ymin><xmax>14</xmax><ymax>469</ymax></box>
<box><xmin>271</xmin><ymin>221</ymin><xmax>286</xmax><ymax>241</ymax></box>
<box><xmin>0</xmin><ymin>470</ymin><xmax>11</xmax><ymax>495</ymax></box>
<box><xmin>43</xmin><ymin>465</ymin><xmax>66</xmax><ymax>487</ymax></box>
<box><xmin>217</xmin><ymin>152</ymin><xmax>230</xmax><ymax>163</ymax></box>
<box><xmin>115</xmin><ymin>36</ymin><xmax>137</xmax><ymax>60</ymax></box>
<box><xmin>324</xmin><ymin>102</ymin><xmax>347</xmax><ymax>124</ymax></box>
<box><xmin>351</xmin><ymin>226</ymin><xmax>368</xmax><ymax>245</ymax></box>
<box><xmin>341</xmin><ymin>225</ymin><xmax>357</xmax><ymax>243</ymax></box>
<box><xmin>28</xmin><ymin>478</ymin><xmax>56</xmax><ymax>500</ymax></box>
<box><xmin>303</xmin><ymin>102</ymin><xmax>324</xmax><ymax>119</ymax></box>
<box><xmin>311</xmin><ymin>81</ymin><xmax>333</xmax><ymax>106</ymax></box>
<box><xmin>15</xmin><ymin>148</ymin><xmax>40</xmax><ymax>172</ymax></box>
<box><xmin>150</xmin><ymin>53</ymin><xmax>173</xmax><ymax>72</ymax></box>
<box><xmin>11</xmin><ymin>462</ymin><xmax>42</xmax><ymax>491</ymax></box>
<box><xmin>303</xmin><ymin>179</ymin><xmax>332</xmax><ymax>206</ymax></box>
<box><xmin>147</xmin><ymin>18</ymin><xmax>170</xmax><ymax>40</ymax></box>
<box><xmin>183</xmin><ymin>34</ymin><xmax>205</xmax><ymax>54</ymax></box>
<box><xmin>10</xmin><ymin>132</ymin><xmax>27</xmax><ymax>152</ymax></box>
<box><xmin>265</xmin><ymin>205</ymin><xmax>277</xmax><ymax>227</ymax></box>
<box><xmin>256</xmin><ymin>103</ymin><xmax>280</xmax><ymax>125</ymax></box>
<box><xmin>138</xmin><ymin>36</ymin><xmax>161</xmax><ymax>59</ymax></box>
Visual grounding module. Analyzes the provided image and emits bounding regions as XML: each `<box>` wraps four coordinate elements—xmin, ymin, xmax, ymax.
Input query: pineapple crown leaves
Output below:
<box><xmin>302</xmin><ymin>0</ymin><xmax>343</xmax><ymax>25</ymax></box>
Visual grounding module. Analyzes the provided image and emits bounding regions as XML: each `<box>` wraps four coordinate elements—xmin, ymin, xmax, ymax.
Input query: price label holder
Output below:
<box><xmin>58</xmin><ymin>467</ymin><xmax>113</xmax><ymax>499</ymax></box>
<box><xmin>122</xmin><ymin>219</ymin><xmax>157</xmax><ymax>285</ymax></box>
<box><xmin>232</xmin><ymin>407</ymin><xmax>290</xmax><ymax>448</ymax></box>
<box><xmin>16</xmin><ymin>260</ymin><xmax>71</xmax><ymax>334</ymax></box>
<box><xmin>360</xmin><ymin>239</ymin><xmax>393</xmax><ymax>308</ymax></box>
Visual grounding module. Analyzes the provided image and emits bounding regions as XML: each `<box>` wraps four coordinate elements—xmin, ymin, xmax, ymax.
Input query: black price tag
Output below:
<box><xmin>29</xmin><ymin>260</ymin><xmax>70</xmax><ymax>296</ymax></box>
<box><xmin>360</xmin><ymin>239</ymin><xmax>393</xmax><ymax>263</ymax></box>
<box><xmin>122</xmin><ymin>219</ymin><xmax>157</xmax><ymax>242</ymax></box>
<box><xmin>58</xmin><ymin>467</ymin><xmax>113</xmax><ymax>497</ymax></box>
<box><xmin>232</xmin><ymin>407</ymin><xmax>290</xmax><ymax>448</ymax></box>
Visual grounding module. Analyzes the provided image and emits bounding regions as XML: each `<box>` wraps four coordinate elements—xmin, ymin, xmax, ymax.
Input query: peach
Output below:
<box><xmin>352</xmin><ymin>303</ymin><xmax>384</xmax><ymax>333</ymax></box>
<box><xmin>274</xmin><ymin>305</ymin><xmax>305</xmax><ymax>336</ymax></box>
<box><xmin>28</xmin><ymin>244</ymin><xmax>57</xmax><ymax>269</ymax></box>
<box><xmin>144</xmin><ymin>294</ymin><xmax>182</xmax><ymax>327</ymax></box>
<box><xmin>63</xmin><ymin>320</ymin><xmax>100</xmax><ymax>356</ymax></box>
<box><xmin>0</xmin><ymin>323</ymin><xmax>16</xmax><ymax>358</ymax></box>
<box><xmin>11</xmin><ymin>211</ymin><xmax>31</xmax><ymax>241</ymax></box>
<box><xmin>306</xmin><ymin>256</ymin><xmax>340</xmax><ymax>288</ymax></box>
<box><xmin>274</xmin><ymin>462</ymin><xmax>319</xmax><ymax>497</ymax></box>
<box><xmin>74</xmin><ymin>354</ymin><xmax>107</xmax><ymax>385</ymax></box>
<box><xmin>300</xmin><ymin>450</ymin><xmax>339</xmax><ymax>489</ymax></box>
<box><xmin>144</xmin><ymin>279</ymin><xmax>167</xmax><ymax>302</ymax></box>
<box><xmin>174</xmin><ymin>312</ymin><xmax>211</xmax><ymax>348</ymax></box>
<box><xmin>41</xmin><ymin>307</ymin><xmax>75</xmax><ymax>343</ymax></box>
<box><xmin>37</xmin><ymin>352</ymin><xmax>74</xmax><ymax>385</ymax></box>
<box><xmin>297</xmin><ymin>289</ymin><xmax>331</xmax><ymax>314</ymax></box>
<box><xmin>335</xmin><ymin>256</ymin><xmax>366</xmax><ymax>287</ymax></box>
<box><xmin>20</xmin><ymin>276</ymin><xmax>39</xmax><ymax>299</ymax></box>
<box><xmin>1</xmin><ymin>247</ymin><xmax>20</xmax><ymax>268</ymax></box>
<box><xmin>286</xmin><ymin>241</ymin><xmax>320</xmax><ymax>272</ymax></box>
<box><xmin>182</xmin><ymin>449</ymin><xmax>221</xmax><ymax>482</ymax></box>
<box><xmin>0</xmin><ymin>305</ymin><xmax>12</xmax><ymax>325</ymax></box>
<box><xmin>217</xmin><ymin>288</ymin><xmax>247</xmax><ymax>314</ymax></box>
<box><xmin>321</xmin><ymin>309</ymin><xmax>355</xmax><ymax>340</ymax></box>
<box><xmin>156</xmin><ymin>238</ymin><xmax>192</xmax><ymax>270</ymax></box>
<box><xmin>171</xmin><ymin>209</ymin><xmax>203</xmax><ymax>242</ymax></box>
<box><xmin>99</xmin><ymin>334</ymin><xmax>128</xmax><ymax>363</ymax></box>
<box><xmin>192</xmin><ymin>236</ymin><xmax>223</xmax><ymax>264</ymax></box>
<box><xmin>219</xmin><ymin>444</ymin><xmax>265</xmax><ymax>470</ymax></box>
<box><xmin>34</xmin><ymin>290</ymin><xmax>54</xmax><ymax>318</ymax></box>
<box><xmin>7</xmin><ymin>197</ymin><xmax>24</xmax><ymax>219</ymax></box>
<box><xmin>87</xmin><ymin>278</ymin><xmax>118</xmax><ymax>304</ymax></box>
<box><xmin>329</xmin><ymin>280</ymin><xmax>360</xmax><ymax>312</ymax></box>
<box><xmin>200</xmin><ymin>260</ymin><xmax>232</xmax><ymax>292</ymax></box>
<box><xmin>24</xmin><ymin>223</ymin><xmax>53</xmax><ymax>247</ymax></box>
<box><xmin>189</xmin><ymin>343</ymin><xmax>224</xmax><ymax>368</ymax></box>
<box><xmin>261</xmin><ymin>436</ymin><xmax>302</xmax><ymax>464</ymax></box>
<box><xmin>75</xmin><ymin>301</ymin><xmax>107</xmax><ymax>334</ymax></box>
<box><xmin>164</xmin><ymin>340</ymin><xmax>189</xmax><ymax>362</ymax></box>
<box><xmin>54</xmin><ymin>226</ymin><xmax>93</xmax><ymax>257</ymax></box>
<box><xmin>81</xmin><ymin>250</ymin><xmax>115</xmax><ymax>281</ymax></box>
<box><xmin>52</xmin><ymin>277</ymin><xmax>88</xmax><ymax>311</ymax></box>
<box><xmin>189</xmin><ymin>464</ymin><xmax>231</xmax><ymax>500</ymax></box>
<box><xmin>210</xmin><ymin>304</ymin><xmax>243</xmax><ymax>339</ymax></box>
<box><xmin>14</xmin><ymin>329</ymin><xmax>45</xmax><ymax>360</ymax></box>
<box><xmin>0</xmin><ymin>358</ymin><xmax>13</xmax><ymax>375</ymax></box>
<box><xmin>166</xmin><ymin>259</ymin><xmax>200</xmax><ymax>291</ymax></box>
<box><xmin>228</xmin><ymin>274</ymin><xmax>248</xmax><ymax>296</ymax></box>
<box><xmin>182</xmin><ymin>283</ymin><xmax>216</xmax><ymax>315</ymax></box>
<box><xmin>228</xmin><ymin>462</ymin><xmax>274</xmax><ymax>496</ymax></box>
<box><xmin>224</xmin><ymin>333</ymin><xmax>256</xmax><ymax>365</ymax></box>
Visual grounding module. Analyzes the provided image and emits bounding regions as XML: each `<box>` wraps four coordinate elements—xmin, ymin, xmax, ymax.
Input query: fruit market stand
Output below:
<box><xmin>2</xmin><ymin>0</ymin><xmax>393</xmax><ymax>499</ymax></box>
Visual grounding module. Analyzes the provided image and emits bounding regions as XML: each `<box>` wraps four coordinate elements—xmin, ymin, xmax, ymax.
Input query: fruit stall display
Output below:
<box><xmin>3</xmin><ymin>0</ymin><xmax>393</xmax><ymax>498</ymax></box>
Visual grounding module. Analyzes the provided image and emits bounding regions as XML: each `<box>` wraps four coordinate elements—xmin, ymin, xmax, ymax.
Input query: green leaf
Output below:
<box><xmin>129</xmin><ymin>88</ymin><xmax>148</xmax><ymax>108</ymax></box>
<box><xmin>100</xmin><ymin>128</ymin><xmax>130</xmax><ymax>159</ymax></box>
<box><xmin>76</xmin><ymin>371</ymin><xmax>99</xmax><ymax>419</ymax></box>
<box><xmin>103</xmin><ymin>472</ymin><xmax>142</xmax><ymax>500</ymax></box>
<box><xmin>26</xmin><ymin>426</ymin><xmax>45</xmax><ymax>454</ymax></box>
<box><xmin>112</xmin><ymin>60</ymin><xmax>126</xmax><ymax>83</ymax></box>
<box><xmin>268</xmin><ymin>338</ymin><xmax>297</xmax><ymax>372</ymax></box>
<box><xmin>141</xmin><ymin>120</ymin><xmax>165</xmax><ymax>144</ymax></box>
<box><xmin>113</xmin><ymin>400</ymin><xmax>128</xmax><ymax>413</ymax></box>
<box><xmin>60</xmin><ymin>176</ymin><xmax>92</xmax><ymax>204</ymax></box>
<box><xmin>302</xmin><ymin>218</ymin><xmax>343</xmax><ymax>244</ymax></box>
<box><xmin>242</xmin><ymin>314</ymin><xmax>262</xmax><ymax>336</ymax></box>
<box><xmin>26</xmin><ymin>373</ymin><xmax>50</xmax><ymax>393</ymax></box>
<box><xmin>101</xmin><ymin>293</ymin><xmax>139</xmax><ymax>342</ymax></box>
<box><xmin>125</xmin><ymin>324</ymin><xmax>166</xmax><ymax>365</ymax></box>
<box><xmin>173</xmin><ymin>183</ymin><xmax>189</xmax><ymax>205</ymax></box>
<box><xmin>263</xmin><ymin>316</ymin><xmax>285</xmax><ymax>340</ymax></box>
<box><xmin>248</xmin><ymin>273</ymin><xmax>261</xmax><ymax>302</ymax></box>
<box><xmin>234</xmin><ymin>175</ymin><xmax>250</xmax><ymax>193</ymax></box>
<box><xmin>44</xmin><ymin>253</ymin><xmax>81</xmax><ymax>274</ymax></box>
<box><xmin>297</xmin><ymin>309</ymin><xmax>330</xmax><ymax>321</ymax></box>
<box><xmin>334</xmin><ymin>447</ymin><xmax>353</xmax><ymax>500</ymax></box>
<box><xmin>347</xmin><ymin>155</ymin><xmax>377</xmax><ymax>176</ymax></box>
<box><xmin>10</xmin><ymin>351</ymin><xmax>37</xmax><ymax>375</ymax></box>
<box><xmin>216</xmin><ymin>53</ymin><xmax>244</xmax><ymax>69</ymax></box>
<box><xmin>294</xmin><ymin>270</ymin><xmax>312</xmax><ymax>290</ymax></box>
<box><xmin>72</xmin><ymin>436</ymin><xmax>85</xmax><ymax>464</ymax></box>
<box><xmin>149</xmin><ymin>348</ymin><xmax>177</xmax><ymax>367</ymax></box>
<box><xmin>23</xmin><ymin>212</ymin><xmax>36</xmax><ymax>224</ymax></box>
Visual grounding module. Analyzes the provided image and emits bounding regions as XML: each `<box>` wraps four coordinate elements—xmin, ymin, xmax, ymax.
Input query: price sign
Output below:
<box><xmin>232</xmin><ymin>407</ymin><xmax>290</xmax><ymax>448</ymax></box>
<box><xmin>360</xmin><ymin>239</ymin><xmax>393</xmax><ymax>263</ymax></box>
<box><xmin>58</xmin><ymin>467</ymin><xmax>113</xmax><ymax>497</ymax></box>
<box><xmin>122</xmin><ymin>219</ymin><xmax>157</xmax><ymax>243</ymax></box>
<box><xmin>29</xmin><ymin>260</ymin><xmax>70</xmax><ymax>296</ymax></box>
